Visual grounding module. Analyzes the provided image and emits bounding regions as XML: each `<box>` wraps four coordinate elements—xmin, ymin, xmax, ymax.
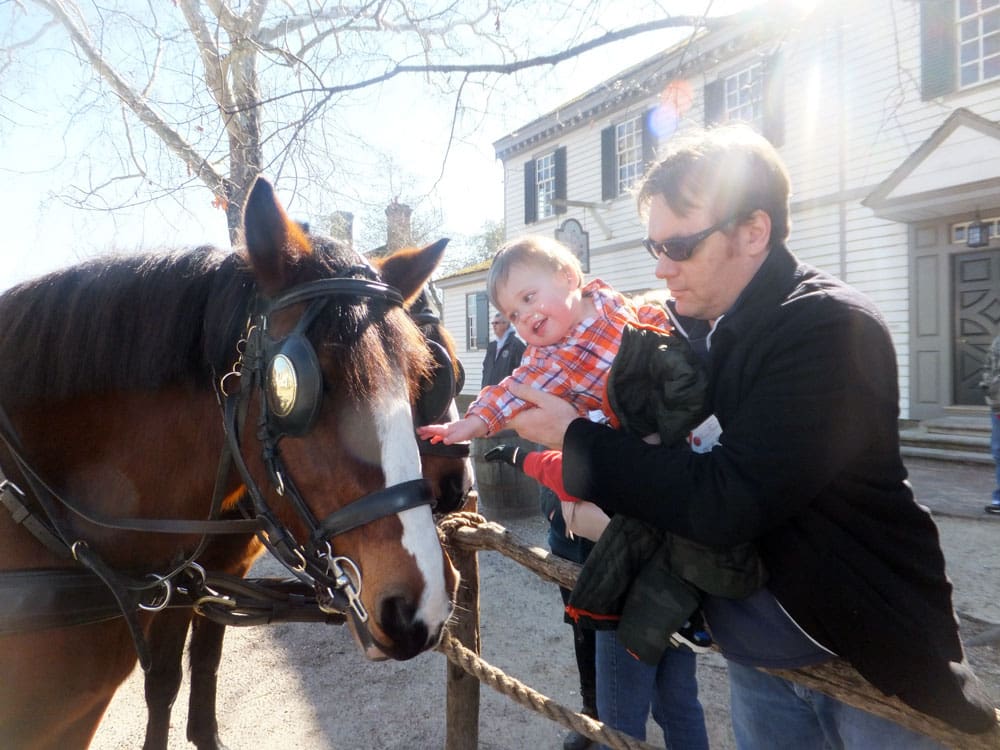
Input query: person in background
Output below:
<box><xmin>507</xmin><ymin>123</ymin><xmax>996</xmax><ymax>747</ymax></box>
<box><xmin>979</xmin><ymin>332</ymin><xmax>1000</xmax><ymax>515</ymax></box>
<box><xmin>481</xmin><ymin>312</ymin><xmax>525</xmax><ymax>388</ymax></box>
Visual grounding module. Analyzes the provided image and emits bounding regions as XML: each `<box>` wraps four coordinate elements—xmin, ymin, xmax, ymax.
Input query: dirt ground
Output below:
<box><xmin>90</xmin><ymin>458</ymin><xmax>1000</xmax><ymax>749</ymax></box>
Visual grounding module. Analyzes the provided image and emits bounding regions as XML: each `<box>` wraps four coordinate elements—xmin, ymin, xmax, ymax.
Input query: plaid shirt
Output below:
<box><xmin>466</xmin><ymin>279</ymin><xmax>671</xmax><ymax>434</ymax></box>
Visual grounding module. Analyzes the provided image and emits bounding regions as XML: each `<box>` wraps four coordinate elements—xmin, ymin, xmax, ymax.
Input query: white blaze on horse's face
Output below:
<box><xmin>368</xmin><ymin>372</ymin><xmax>453</xmax><ymax>656</ymax></box>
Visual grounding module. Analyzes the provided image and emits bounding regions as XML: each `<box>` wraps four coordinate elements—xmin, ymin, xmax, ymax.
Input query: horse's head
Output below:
<box><xmin>374</xmin><ymin>244</ymin><xmax>474</xmax><ymax>516</ymax></box>
<box><xmin>232</xmin><ymin>178</ymin><xmax>458</xmax><ymax>660</ymax></box>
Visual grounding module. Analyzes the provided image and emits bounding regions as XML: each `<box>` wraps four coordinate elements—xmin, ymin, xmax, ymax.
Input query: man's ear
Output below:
<box><xmin>744</xmin><ymin>209</ymin><xmax>772</xmax><ymax>257</ymax></box>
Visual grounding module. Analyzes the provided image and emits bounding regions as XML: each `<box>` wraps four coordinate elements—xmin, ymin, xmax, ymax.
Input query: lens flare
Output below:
<box><xmin>648</xmin><ymin>79</ymin><xmax>694</xmax><ymax>139</ymax></box>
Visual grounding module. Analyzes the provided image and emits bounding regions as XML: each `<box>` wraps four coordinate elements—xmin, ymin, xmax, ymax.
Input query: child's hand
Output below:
<box><xmin>417</xmin><ymin>416</ymin><xmax>486</xmax><ymax>445</ymax></box>
<box><xmin>417</xmin><ymin>424</ymin><xmax>449</xmax><ymax>444</ymax></box>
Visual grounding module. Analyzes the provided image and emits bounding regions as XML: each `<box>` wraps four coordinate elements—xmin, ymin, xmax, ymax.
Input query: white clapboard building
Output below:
<box><xmin>435</xmin><ymin>0</ymin><xmax>1000</xmax><ymax>427</ymax></box>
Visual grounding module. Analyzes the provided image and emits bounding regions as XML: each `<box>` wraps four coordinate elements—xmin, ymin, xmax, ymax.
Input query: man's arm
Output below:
<box><xmin>562</xmin><ymin>301</ymin><xmax>899</xmax><ymax>547</ymax></box>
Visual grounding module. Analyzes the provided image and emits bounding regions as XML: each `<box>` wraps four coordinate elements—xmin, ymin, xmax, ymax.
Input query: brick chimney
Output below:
<box><xmin>385</xmin><ymin>199</ymin><xmax>413</xmax><ymax>253</ymax></box>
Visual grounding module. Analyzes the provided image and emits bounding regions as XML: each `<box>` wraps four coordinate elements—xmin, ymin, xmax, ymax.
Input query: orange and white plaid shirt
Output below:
<box><xmin>466</xmin><ymin>279</ymin><xmax>671</xmax><ymax>434</ymax></box>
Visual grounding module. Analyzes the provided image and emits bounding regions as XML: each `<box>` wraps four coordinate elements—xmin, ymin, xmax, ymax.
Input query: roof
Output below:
<box><xmin>492</xmin><ymin>3</ymin><xmax>799</xmax><ymax>161</ymax></box>
<box><xmin>435</xmin><ymin>258</ymin><xmax>491</xmax><ymax>285</ymax></box>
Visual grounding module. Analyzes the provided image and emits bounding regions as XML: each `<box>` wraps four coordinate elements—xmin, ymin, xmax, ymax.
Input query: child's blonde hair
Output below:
<box><xmin>487</xmin><ymin>235</ymin><xmax>584</xmax><ymax>309</ymax></box>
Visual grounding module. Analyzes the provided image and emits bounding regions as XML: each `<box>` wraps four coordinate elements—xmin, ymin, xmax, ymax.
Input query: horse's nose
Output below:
<box><xmin>377</xmin><ymin>593</ymin><xmax>430</xmax><ymax>661</ymax></box>
<box><xmin>435</xmin><ymin>469</ymin><xmax>472</xmax><ymax>514</ymax></box>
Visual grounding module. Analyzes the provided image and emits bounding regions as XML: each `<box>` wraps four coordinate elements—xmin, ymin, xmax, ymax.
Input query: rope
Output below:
<box><xmin>436</xmin><ymin>631</ymin><xmax>661</xmax><ymax>750</ymax></box>
<box><xmin>435</xmin><ymin>510</ymin><xmax>1000</xmax><ymax>750</ymax></box>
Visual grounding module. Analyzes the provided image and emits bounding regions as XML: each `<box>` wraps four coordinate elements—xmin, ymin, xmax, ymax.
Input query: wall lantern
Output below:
<box><xmin>967</xmin><ymin>213</ymin><xmax>991</xmax><ymax>248</ymax></box>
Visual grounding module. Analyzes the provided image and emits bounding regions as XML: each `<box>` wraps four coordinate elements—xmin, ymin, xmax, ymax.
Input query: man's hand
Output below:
<box><xmin>507</xmin><ymin>382</ymin><xmax>578</xmax><ymax>450</ymax></box>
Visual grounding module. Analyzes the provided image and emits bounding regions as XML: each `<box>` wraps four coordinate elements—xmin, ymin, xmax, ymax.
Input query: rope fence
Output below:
<box><xmin>435</xmin><ymin>507</ymin><xmax>1000</xmax><ymax>750</ymax></box>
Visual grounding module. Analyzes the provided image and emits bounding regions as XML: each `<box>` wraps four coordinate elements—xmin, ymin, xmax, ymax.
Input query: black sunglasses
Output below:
<box><xmin>642</xmin><ymin>212</ymin><xmax>742</xmax><ymax>262</ymax></box>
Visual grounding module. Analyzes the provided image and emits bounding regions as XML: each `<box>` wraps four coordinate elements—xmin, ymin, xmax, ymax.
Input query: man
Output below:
<box><xmin>481</xmin><ymin>312</ymin><xmax>525</xmax><ymax>388</ymax></box>
<box><xmin>978</xmin><ymin>332</ymin><xmax>1000</xmax><ymax>515</ymax></box>
<box><xmin>509</xmin><ymin>124</ymin><xmax>995</xmax><ymax>747</ymax></box>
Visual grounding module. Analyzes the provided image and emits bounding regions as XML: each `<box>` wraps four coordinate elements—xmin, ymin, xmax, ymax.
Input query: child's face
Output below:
<box><xmin>495</xmin><ymin>261</ymin><xmax>583</xmax><ymax>347</ymax></box>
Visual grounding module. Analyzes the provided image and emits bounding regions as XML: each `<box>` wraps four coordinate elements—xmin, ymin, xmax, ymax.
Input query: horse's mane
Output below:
<box><xmin>0</xmin><ymin>240</ymin><xmax>393</xmax><ymax>410</ymax></box>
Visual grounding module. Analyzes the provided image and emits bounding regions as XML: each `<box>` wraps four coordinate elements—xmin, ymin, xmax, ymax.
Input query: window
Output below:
<box><xmin>704</xmin><ymin>53</ymin><xmax>784</xmax><ymax>146</ymax></box>
<box><xmin>958</xmin><ymin>0</ymin><xmax>1000</xmax><ymax>88</ymax></box>
<box><xmin>615</xmin><ymin>116</ymin><xmax>644</xmax><ymax>194</ymax></box>
<box><xmin>523</xmin><ymin>147</ymin><xmax>566</xmax><ymax>224</ymax></box>
<box><xmin>922</xmin><ymin>0</ymin><xmax>1000</xmax><ymax>97</ymax></box>
<box><xmin>724</xmin><ymin>62</ymin><xmax>764</xmax><ymax>127</ymax></box>
<box><xmin>601</xmin><ymin>111</ymin><xmax>656</xmax><ymax>201</ymax></box>
<box><xmin>466</xmin><ymin>292</ymin><xmax>489</xmax><ymax>350</ymax></box>
<box><xmin>535</xmin><ymin>152</ymin><xmax>557</xmax><ymax>219</ymax></box>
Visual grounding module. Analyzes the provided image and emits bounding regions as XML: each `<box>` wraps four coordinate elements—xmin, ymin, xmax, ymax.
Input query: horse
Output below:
<box><xmin>139</xmin><ymin>246</ymin><xmax>473</xmax><ymax>750</ymax></box>
<box><xmin>0</xmin><ymin>177</ymin><xmax>468</xmax><ymax>749</ymax></box>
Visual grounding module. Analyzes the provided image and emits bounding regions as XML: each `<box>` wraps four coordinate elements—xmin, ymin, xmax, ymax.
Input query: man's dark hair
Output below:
<box><xmin>637</xmin><ymin>123</ymin><xmax>791</xmax><ymax>250</ymax></box>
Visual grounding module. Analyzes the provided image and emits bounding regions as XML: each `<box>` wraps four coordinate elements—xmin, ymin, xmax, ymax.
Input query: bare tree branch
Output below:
<box><xmin>31</xmin><ymin>0</ymin><xmax>227</xmax><ymax>198</ymax></box>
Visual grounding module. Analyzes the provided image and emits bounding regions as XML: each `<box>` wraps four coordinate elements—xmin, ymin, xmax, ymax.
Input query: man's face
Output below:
<box><xmin>646</xmin><ymin>194</ymin><xmax>758</xmax><ymax>322</ymax></box>
<box><xmin>491</xmin><ymin>318</ymin><xmax>509</xmax><ymax>338</ymax></box>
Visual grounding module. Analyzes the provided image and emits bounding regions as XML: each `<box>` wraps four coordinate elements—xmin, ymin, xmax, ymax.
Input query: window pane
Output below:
<box><xmin>984</xmin><ymin>9</ymin><xmax>1000</xmax><ymax>32</ymax></box>
<box><xmin>960</xmin><ymin>0</ymin><xmax>979</xmax><ymax>17</ymax></box>
<box><xmin>985</xmin><ymin>32</ymin><xmax>1000</xmax><ymax>55</ymax></box>
<box><xmin>984</xmin><ymin>53</ymin><xmax>1000</xmax><ymax>78</ymax></box>
<box><xmin>961</xmin><ymin>39</ymin><xmax>981</xmax><ymax>62</ymax></box>
<box><xmin>961</xmin><ymin>62</ymin><xmax>980</xmax><ymax>85</ymax></box>
<box><xmin>984</xmin><ymin>0</ymin><xmax>1000</xmax><ymax>9</ymax></box>
<box><xmin>961</xmin><ymin>18</ymin><xmax>979</xmax><ymax>40</ymax></box>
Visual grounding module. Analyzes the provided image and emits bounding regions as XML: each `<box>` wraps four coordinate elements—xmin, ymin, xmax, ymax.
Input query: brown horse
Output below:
<box><xmin>140</xmin><ymin>249</ymin><xmax>473</xmax><ymax>750</ymax></box>
<box><xmin>0</xmin><ymin>178</ymin><xmax>466</xmax><ymax>749</ymax></box>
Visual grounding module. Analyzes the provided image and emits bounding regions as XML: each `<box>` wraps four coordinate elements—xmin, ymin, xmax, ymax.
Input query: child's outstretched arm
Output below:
<box><xmin>417</xmin><ymin>415</ymin><xmax>488</xmax><ymax>444</ymax></box>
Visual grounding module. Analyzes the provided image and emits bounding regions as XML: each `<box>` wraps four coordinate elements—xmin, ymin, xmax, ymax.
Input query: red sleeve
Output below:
<box><xmin>523</xmin><ymin>450</ymin><xmax>581</xmax><ymax>503</ymax></box>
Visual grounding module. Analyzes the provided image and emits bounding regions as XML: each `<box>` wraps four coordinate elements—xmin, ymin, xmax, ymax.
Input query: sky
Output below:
<box><xmin>0</xmin><ymin>0</ymin><xmax>769</xmax><ymax>291</ymax></box>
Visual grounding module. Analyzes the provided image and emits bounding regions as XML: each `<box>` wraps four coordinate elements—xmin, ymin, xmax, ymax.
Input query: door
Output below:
<box><xmin>953</xmin><ymin>249</ymin><xmax>1000</xmax><ymax>404</ymax></box>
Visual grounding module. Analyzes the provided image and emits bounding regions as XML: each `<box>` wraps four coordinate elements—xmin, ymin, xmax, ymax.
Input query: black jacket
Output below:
<box><xmin>481</xmin><ymin>333</ymin><xmax>526</xmax><ymax>388</ymax></box>
<box><xmin>562</xmin><ymin>245</ymin><xmax>995</xmax><ymax>733</ymax></box>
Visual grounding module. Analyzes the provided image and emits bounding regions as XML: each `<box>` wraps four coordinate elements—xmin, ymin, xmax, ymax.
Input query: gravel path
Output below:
<box><xmin>90</xmin><ymin>458</ymin><xmax>1000</xmax><ymax>749</ymax></box>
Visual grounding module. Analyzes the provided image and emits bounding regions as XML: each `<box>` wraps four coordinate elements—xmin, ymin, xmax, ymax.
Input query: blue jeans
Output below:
<box><xmin>991</xmin><ymin>412</ymin><xmax>1000</xmax><ymax>505</ymax></box>
<box><xmin>727</xmin><ymin>660</ymin><xmax>947</xmax><ymax>749</ymax></box>
<box><xmin>595</xmin><ymin>629</ymin><xmax>708</xmax><ymax>750</ymax></box>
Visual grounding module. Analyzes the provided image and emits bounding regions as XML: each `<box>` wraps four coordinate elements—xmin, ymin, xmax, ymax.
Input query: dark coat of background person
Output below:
<box><xmin>482</xmin><ymin>332</ymin><xmax>526</xmax><ymax>388</ymax></box>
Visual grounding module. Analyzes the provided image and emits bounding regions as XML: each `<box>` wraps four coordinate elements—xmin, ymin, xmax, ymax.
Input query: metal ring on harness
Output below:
<box><xmin>138</xmin><ymin>574</ymin><xmax>173</xmax><ymax>613</ymax></box>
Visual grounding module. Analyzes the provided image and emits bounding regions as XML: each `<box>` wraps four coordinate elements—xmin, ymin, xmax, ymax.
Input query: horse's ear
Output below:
<box><xmin>375</xmin><ymin>238</ymin><xmax>449</xmax><ymax>304</ymax></box>
<box><xmin>242</xmin><ymin>177</ymin><xmax>312</xmax><ymax>295</ymax></box>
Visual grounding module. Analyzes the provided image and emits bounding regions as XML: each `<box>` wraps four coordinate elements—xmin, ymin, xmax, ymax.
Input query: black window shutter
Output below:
<box><xmin>601</xmin><ymin>126</ymin><xmax>616</xmax><ymax>200</ymax></box>
<box><xmin>641</xmin><ymin>109</ymin><xmax>657</xmax><ymax>171</ymax></box>
<box><xmin>921</xmin><ymin>0</ymin><xmax>956</xmax><ymax>99</ymax></box>
<box><xmin>475</xmin><ymin>293</ymin><xmax>489</xmax><ymax>350</ymax></box>
<box><xmin>704</xmin><ymin>78</ymin><xmax>725</xmax><ymax>126</ymax></box>
<box><xmin>554</xmin><ymin>146</ymin><xmax>567</xmax><ymax>214</ymax></box>
<box><xmin>762</xmin><ymin>52</ymin><xmax>786</xmax><ymax>147</ymax></box>
<box><xmin>523</xmin><ymin>160</ymin><xmax>537</xmax><ymax>225</ymax></box>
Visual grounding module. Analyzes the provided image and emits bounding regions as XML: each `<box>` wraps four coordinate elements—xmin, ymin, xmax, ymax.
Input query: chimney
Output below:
<box><xmin>385</xmin><ymin>199</ymin><xmax>413</xmax><ymax>253</ymax></box>
<box><xmin>328</xmin><ymin>211</ymin><xmax>354</xmax><ymax>246</ymax></box>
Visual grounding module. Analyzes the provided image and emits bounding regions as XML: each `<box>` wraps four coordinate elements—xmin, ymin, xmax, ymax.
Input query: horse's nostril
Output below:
<box><xmin>378</xmin><ymin>595</ymin><xmax>428</xmax><ymax>660</ymax></box>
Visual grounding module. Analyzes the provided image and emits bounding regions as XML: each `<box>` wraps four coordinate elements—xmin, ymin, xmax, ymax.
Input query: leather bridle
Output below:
<box><xmin>0</xmin><ymin>268</ymin><xmax>463</xmax><ymax>665</ymax></box>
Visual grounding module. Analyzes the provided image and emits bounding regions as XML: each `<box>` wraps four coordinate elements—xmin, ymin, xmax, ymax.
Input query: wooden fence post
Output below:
<box><xmin>444</xmin><ymin>497</ymin><xmax>481</xmax><ymax>750</ymax></box>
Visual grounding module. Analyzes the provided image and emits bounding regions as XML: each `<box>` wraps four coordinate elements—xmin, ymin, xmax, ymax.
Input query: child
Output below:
<box><xmin>417</xmin><ymin>235</ymin><xmax>672</xmax><ymax>445</ymax></box>
<box><xmin>423</xmin><ymin>234</ymin><xmax>738</xmax><ymax>648</ymax></box>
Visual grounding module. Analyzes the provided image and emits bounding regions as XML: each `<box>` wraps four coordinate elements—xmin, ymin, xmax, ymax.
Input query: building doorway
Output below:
<box><xmin>953</xmin><ymin>249</ymin><xmax>1000</xmax><ymax>405</ymax></box>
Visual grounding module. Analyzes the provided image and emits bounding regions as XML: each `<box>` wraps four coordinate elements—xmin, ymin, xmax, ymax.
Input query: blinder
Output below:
<box><xmin>415</xmin><ymin>339</ymin><xmax>459</xmax><ymax>427</ymax></box>
<box><xmin>262</xmin><ymin>299</ymin><xmax>326</xmax><ymax>437</ymax></box>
